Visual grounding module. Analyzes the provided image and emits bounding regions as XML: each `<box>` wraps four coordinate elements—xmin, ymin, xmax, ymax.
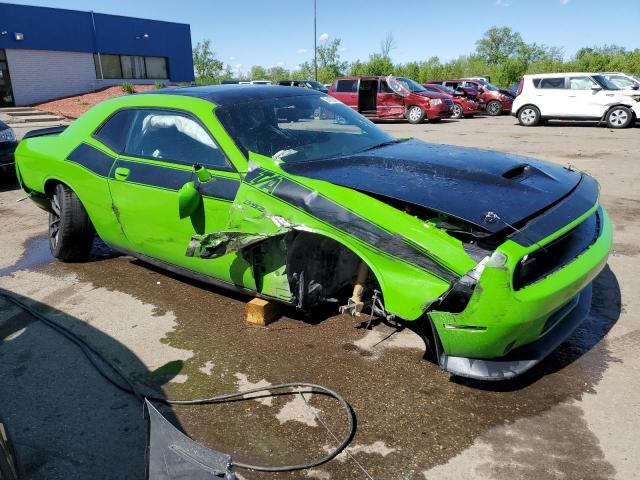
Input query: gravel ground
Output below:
<box><xmin>0</xmin><ymin>114</ymin><xmax>638</xmax><ymax>480</ymax></box>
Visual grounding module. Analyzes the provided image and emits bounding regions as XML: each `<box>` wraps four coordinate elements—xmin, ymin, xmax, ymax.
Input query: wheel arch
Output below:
<box><xmin>283</xmin><ymin>229</ymin><xmax>387</xmax><ymax>306</ymax></box>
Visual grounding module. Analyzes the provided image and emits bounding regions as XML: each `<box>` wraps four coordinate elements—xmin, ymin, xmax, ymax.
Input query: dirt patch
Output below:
<box><xmin>34</xmin><ymin>85</ymin><xmax>159</xmax><ymax>119</ymax></box>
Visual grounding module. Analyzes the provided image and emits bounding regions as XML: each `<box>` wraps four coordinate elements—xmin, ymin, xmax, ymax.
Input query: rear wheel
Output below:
<box><xmin>518</xmin><ymin>105</ymin><xmax>541</xmax><ymax>126</ymax></box>
<box><xmin>406</xmin><ymin>106</ymin><xmax>425</xmax><ymax>124</ymax></box>
<box><xmin>486</xmin><ymin>100</ymin><xmax>503</xmax><ymax>116</ymax></box>
<box><xmin>605</xmin><ymin>106</ymin><xmax>633</xmax><ymax>129</ymax></box>
<box><xmin>451</xmin><ymin>103</ymin><xmax>464</xmax><ymax>119</ymax></box>
<box><xmin>49</xmin><ymin>183</ymin><xmax>95</xmax><ymax>262</ymax></box>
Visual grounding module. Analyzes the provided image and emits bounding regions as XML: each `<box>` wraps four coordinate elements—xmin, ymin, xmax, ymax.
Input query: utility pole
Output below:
<box><xmin>314</xmin><ymin>0</ymin><xmax>317</xmax><ymax>81</ymax></box>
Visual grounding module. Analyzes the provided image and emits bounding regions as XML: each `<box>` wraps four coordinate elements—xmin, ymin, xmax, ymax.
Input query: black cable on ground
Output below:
<box><xmin>1</xmin><ymin>291</ymin><xmax>356</xmax><ymax>473</ymax></box>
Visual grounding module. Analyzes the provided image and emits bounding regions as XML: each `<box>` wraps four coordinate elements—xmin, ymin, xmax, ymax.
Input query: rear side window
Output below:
<box><xmin>536</xmin><ymin>78</ymin><xmax>566</xmax><ymax>89</ymax></box>
<box><xmin>335</xmin><ymin>79</ymin><xmax>358</xmax><ymax>92</ymax></box>
<box><xmin>124</xmin><ymin>109</ymin><xmax>231</xmax><ymax>170</ymax></box>
<box><xmin>94</xmin><ymin>109</ymin><xmax>137</xmax><ymax>152</ymax></box>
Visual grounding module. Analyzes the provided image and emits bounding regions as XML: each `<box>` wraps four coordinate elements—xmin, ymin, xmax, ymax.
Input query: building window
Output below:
<box><xmin>94</xmin><ymin>54</ymin><xmax>168</xmax><ymax>80</ymax></box>
<box><xmin>145</xmin><ymin>57</ymin><xmax>168</xmax><ymax>79</ymax></box>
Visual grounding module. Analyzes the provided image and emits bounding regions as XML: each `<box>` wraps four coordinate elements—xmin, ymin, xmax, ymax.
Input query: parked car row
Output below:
<box><xmin>513</xmin><ymin>72</ymin><xmax>640</xmax><ymax>129</ymax></box>
<box><xmin>325</xmin><ymin>75</ymin><xmax>513</xmax><ymax>124</ymax></box>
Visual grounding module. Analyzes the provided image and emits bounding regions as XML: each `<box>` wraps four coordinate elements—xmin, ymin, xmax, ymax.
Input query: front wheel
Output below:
<box><xmin>605</xmin><ymin>106</ymin><xmax>633</xmax><ymax>129</ymax></box>
<box><xmin>49</xmin><ymin>183</ymin><xmax>95</xmax><ymax>262</ymax></box>
<box><xmin>451</xmin><ymin>103</ymin><xmax>464</xmax><ymax>119</ymax></box>
<box><xmin>486</xmin><ymin>100</ymin><xmax>503</xmax><ymax>116</ymax></box>
<box><xmin>406</xmin><ymin>106</ymin><xmax>425</xmax><ymax>124</ymax></box>
<box><xmin>518</xmin><ymin>105</ymin><xmax>541</xmax><ymax>126</ymax></box>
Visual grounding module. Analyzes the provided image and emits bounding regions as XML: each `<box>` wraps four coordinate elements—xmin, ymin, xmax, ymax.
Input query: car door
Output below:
<box><xmin>566</xmin><ymin>76</ymin><xmax>604</xmax><ymax>118</ymax></box>
<box><xmin>331</xmin><ymin>79</ymin><xmax>359</xmax><ymax>110</ymax></box>
<box><xmin>104</xmin><ymin>108</ymin><xmax>247</xmax><ymax>285</ymax></box>
<box><xmin>377</xmin><ymin>78</ymin><xmax>404</xmax><ymax>118</ymax></box>
<box><xmin>532</xmin><ymin>77</ymin><xmax>569</xmax><ymax>116</ymax></box>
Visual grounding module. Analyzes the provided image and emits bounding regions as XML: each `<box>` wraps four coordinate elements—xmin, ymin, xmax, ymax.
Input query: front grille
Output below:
<box><xmin>513</xmin><ymin>209</ymin><xmax>601</xmax><ymax>290</ymax></box>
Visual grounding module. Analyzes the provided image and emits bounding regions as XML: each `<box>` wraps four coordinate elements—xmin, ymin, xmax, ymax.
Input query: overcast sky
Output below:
<box><xmin>8</xmin><ymin>0</ymin><xmax>640</xmax><ymax>74</ymax></box>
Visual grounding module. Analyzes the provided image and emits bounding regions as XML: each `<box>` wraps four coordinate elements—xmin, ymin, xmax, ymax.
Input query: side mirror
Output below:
<box><xmin>631</xmin><ymin>84</ymin><xmax>639</xmax><ymax>90</ymax></box>
<box><xmin>591</xmin><ymin>85</ymin><xmax>602</xmax><ymax>91</ymax></box>
<box><xmin>178</xmin><ymin>181</ymin><xmax>201</xmax><ymax>219</ymax></box>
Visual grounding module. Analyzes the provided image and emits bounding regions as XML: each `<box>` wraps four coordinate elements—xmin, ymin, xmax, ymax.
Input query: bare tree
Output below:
<box><xmin>380</xmin><ymin>32</ymin><xmax>396</xmax><ymax>59</ymax></box>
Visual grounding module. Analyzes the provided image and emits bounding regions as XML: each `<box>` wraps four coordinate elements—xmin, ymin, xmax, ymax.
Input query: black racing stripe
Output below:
<box><xmin>246</xmin><ymin>168</ymin><xmax>458</xmax><ymax>282</ymax></box>
<box><xmin>66</xmin><ymin>143</ymin><xmax>114</xmax><ymax>177</ymax></box>
<box><xmin>113</xmin><ymin>159</ymin><xmax>239</xmax><ymax>201</ymax></box>
<box><xmin>114</xmin><ymin>159</ymin><xmax>192</xmax><ymax>189</ymax></box>
<box><xmin>198</xmin><ymin>177</ymin><xmax>240</xmax><ymax>201</ymax></box>
<box><xmin>509</xmin><ymin>175</ymin><xmax>599</xmax><ymax>247</ymax></box>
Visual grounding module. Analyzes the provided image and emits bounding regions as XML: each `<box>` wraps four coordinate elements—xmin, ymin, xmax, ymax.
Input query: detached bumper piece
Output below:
<box><xmin>437</xmin><ymin>284</ymin><xmax>592</xmax><ymax>381</ymax></box>
<box><xmin>146</xmin><ymin>399</ymin><xmax>236</xmax><ymax>479</ymax></box>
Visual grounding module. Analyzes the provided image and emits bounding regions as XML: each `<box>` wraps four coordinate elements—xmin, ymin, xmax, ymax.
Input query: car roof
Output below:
<box><xmin>523</xmin><ymin>72</ymin><xmax>599</xmax><ymax>78</ymax></box>
<box><xmin>151</xmin><ymin>84</ymin><xmax>322</xmax><ymax>106</ymax></box>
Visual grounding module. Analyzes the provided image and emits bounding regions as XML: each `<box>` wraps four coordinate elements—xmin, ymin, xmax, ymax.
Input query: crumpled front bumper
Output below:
<box><xmin>437</xmin><ymin>284</ymin><xmax>591</xmax><ymax>381</ymax></box>
<box><xmin>429</xmin><ymin>200</ymin><xmax>612</xmax><ymax>381</ymax></box>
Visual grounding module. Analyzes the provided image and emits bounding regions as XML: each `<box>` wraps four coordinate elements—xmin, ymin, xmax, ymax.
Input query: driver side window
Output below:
<box><xmin>124</xmin><ymin>109</ymin><xmax>231</xmax><ymax>170</ymax></box>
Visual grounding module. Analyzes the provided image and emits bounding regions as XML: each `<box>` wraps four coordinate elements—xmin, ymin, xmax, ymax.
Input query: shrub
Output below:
<box><xmin>121</xmin><ymin>83</ymin><xmax>135</xmax><ymax>94</ymax></box>
<box><xmin>154</xmin><ymin>82</ymin><xmax>165</xmax><ymax>89</ymax></box>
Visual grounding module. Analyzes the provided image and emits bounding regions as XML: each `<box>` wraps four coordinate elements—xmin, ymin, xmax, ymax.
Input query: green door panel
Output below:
<box><xmin>107</xmin><ymin>156</ymin><xmax>254</xmax><ymax>287</ymax></box>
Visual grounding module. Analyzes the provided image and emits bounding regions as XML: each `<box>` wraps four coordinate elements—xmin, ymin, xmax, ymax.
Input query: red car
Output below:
<box><xmin>422</xmin><ymin>83</ymin><xmax>480</xmax><ymax>119</ymax></box>
<box><xmin>426</xmin><ymin>79</ymin><xmax>514</xmax><ymax>116</ymax></box>
<box><xmin>329</xmin><ymin>76</ymin><xmax>452</xmax><ymax>124</ymax></box>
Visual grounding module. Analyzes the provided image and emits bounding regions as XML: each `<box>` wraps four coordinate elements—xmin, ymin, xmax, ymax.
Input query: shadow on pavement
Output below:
<box><xmin>0</xmin><ymin>289</ymin><xmax>182</xmax><ymax>479</ymax></box>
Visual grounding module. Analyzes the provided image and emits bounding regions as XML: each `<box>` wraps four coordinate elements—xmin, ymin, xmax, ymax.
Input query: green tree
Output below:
<box><xmin>267</xmin><ymin>66</ymin><xmax>290</xmax><ymax>82</ymax></box>
<box><xmin>192</xmin><ymin>39</ymin><xmax>224</xmax><ymax>83</ymax></box>
<box><xmin>315</xmin><ymin>38</ymin><xmax>349</xmax><ymax>83</ymax></box>
<box><xmin>250</xmin><ymin>65</ymin><xmax>268</xmax><ymax>81</ymax></box>
<box><xmin>475</xmin><ymin>26</ymin><xmax>525</xmax><ymax>65</ymax></box>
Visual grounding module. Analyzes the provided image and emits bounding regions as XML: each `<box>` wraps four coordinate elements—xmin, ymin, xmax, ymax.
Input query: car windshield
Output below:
<box><xmin>481</xmin><ymin>82</ymin><xmax>499</xmax><ymax>91</ymax></box>
<box><xmin>593</xmin><ymin>75</ymin><xmax>620</xmax><ymax>90</ymax></box>
<box><xmin>395</xmin><ymin>77</ymin><xmax>427</xmax><ymax>92</ymax></box>
<box><xmin>215</xmin><ymin>94</ymin><xmax>396</xmax><ymax>163</ymax></box>
<box><xmin>305</xmin><ymin>81</ymin><xmax>327</xmax><ymax>91</ymax></box>
<box><xmin>438</xmin><ymin>85</ymin><xmax>455</xmax><ymax>94</ymax></box>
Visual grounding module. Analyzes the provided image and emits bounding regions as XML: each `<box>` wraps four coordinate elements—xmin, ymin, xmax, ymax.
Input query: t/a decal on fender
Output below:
<box><xmin>245</xmin><ymin>169</ymin><xmax>283</xmax><ymax>194</ymax></box>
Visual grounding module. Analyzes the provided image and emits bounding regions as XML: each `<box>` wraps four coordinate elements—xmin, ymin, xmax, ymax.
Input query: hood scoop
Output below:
<box><xmin>281</xmin><ymin>140</ymin><xmax>582</xmax><ymax>234</ymax></box>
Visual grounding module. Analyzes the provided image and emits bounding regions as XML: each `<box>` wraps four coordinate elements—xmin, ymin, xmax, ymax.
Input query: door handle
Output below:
<box><xmin>114</xmin><ymin>167</ymin><xmax>130</xmax><ymax>181</ymax></box>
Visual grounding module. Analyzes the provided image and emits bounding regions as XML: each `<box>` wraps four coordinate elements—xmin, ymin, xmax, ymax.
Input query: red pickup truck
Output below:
<box><xmin>329</xmin><ymin>76</ymin><xmax>453</xmax><ymax>124</ymax></box>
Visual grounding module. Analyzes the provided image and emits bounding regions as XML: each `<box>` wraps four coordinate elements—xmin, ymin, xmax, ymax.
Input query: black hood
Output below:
<box><xmin>281</xmin><ymin>140</ymin><xmax>582</xmax><ymax>234</ymax></box>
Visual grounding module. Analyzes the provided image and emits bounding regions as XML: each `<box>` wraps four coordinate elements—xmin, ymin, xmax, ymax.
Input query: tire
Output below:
<box><xmin>451</xmin><ymin>103</ymin><xmax>464</xmax><ymax>119</ymax></box>
<box><xmin>406</xmin><ymin>105</ymin><xmax>425</xmax><ymax>124</ymax></box>
<box><xmin>605</xmin><ymin>106</ymin><xmax>633</xmax><ymax>129</ymax></box>
<box><xmin>486</xmin><ymin>100</ymin><xmax>503</xmax><ymax>116</ymax></box>
<box><xmin>518</xmin><ymin>105</ymin><xmax>541</xmax><ymax>126</ymax></box>
<box><xmin>49</xmin><ymin>183</ymin><xmax>95</xmax><ymax>262</ymax></box>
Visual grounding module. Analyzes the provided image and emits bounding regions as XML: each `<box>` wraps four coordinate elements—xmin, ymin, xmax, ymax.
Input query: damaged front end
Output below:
<box><xmin>426</xmin><ymin>200</ymin><xmax>612</xmax><ymax>381</ymax></box>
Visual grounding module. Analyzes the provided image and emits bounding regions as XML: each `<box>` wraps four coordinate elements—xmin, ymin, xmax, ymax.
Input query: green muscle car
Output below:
<box><xmin>14</xmin><ymin>85</ymin><xmax>612</xmax><ymax>380</ymax></box>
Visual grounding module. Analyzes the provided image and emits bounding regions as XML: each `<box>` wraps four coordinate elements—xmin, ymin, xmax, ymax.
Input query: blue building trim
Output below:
<box><xmin>0</xmin><ymin>2</ymin><xmax>194</xmax><ymax>82</ymax></box>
